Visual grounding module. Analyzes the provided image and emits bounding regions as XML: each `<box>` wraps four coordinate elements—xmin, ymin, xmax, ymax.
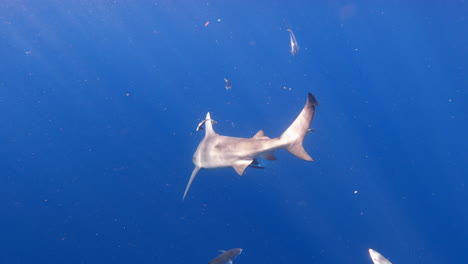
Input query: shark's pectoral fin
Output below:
<box><xmin>232</xmin><ymin>160</ymin><xmax>253</xmax><ymax>176</ymax></box>
<box><xmin>182</xmin><ymin>166</ymin><xmax>201</xmax><ymax>200</ymax></box>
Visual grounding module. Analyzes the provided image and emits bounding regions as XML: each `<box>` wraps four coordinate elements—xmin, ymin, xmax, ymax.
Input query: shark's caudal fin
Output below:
<box><xmin>280</xmin><ymin>93</ymin><xmax>318</xmax><ymax>161</ymax></box>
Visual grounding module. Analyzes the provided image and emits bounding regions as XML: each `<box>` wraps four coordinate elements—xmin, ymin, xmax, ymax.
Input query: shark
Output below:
<box><xmin>369</xmin><ymin>249</ymin><xmax>392</xmax><ymax>264</ymax></box>
<box><xmin>182</xmin><ymin>93</ymin><xmax>318</xmax><ymax>200</ymax></box>
<box><xmin>209</xmin><ymin>248</ymin><xmax>242</xmax><ymax>264</ymax></box>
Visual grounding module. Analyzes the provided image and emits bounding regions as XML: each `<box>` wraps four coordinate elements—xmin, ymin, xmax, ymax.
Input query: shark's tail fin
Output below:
<box><xmin>280</xmin><ymin>93</ymin><xmax>318</xmax><ymax>161</ymax></box>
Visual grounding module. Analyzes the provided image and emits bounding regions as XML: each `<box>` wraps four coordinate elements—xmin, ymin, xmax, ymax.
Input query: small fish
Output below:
<box><xmin>286</xmin><ymin>27</ymin><xmax>299</xmax><ymax>56</ymax></box>
<box><xmin>209</xmin><ymin>248</ymin><xmax>242</xmax><ymax>264</ymax></box>
<box><xmin>248</xmin><ymin>158</ymin><xmax>264</xmax><ymax>169</ymax></box>
<box><xmin>196</xmin><ymin>118</ymin><xmax>217</xmax><ymax>131</ymax></box>
<box><xmin>369</xmin><ymin>249</ymin><xmax>392</xmax><ymax>264</ymax></box>
<box><xmin>224</xmin><ymin>78</ymin><xmax>232</xmax><ymax>91</ymax></box>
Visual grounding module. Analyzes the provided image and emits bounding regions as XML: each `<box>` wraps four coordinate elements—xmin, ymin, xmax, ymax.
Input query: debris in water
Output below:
<box><xmin>224</xmin><ymin>78</ymin><xmax>232</xmax><ymax>91</ymax></box>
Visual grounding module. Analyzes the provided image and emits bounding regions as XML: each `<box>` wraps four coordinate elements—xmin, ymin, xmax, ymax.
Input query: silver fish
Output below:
<box><xmin>286</xmin><ymin>27</ymin><xmax>299</xmax><ymax>56</ymax></box>
<box><xmin>196</xmin><ymin>118</ymin><xmax>217</xmax><ymax>131</ymax></box>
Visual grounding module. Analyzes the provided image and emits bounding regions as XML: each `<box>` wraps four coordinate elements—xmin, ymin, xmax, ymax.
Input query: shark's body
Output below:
<box><xmin>209</xmin><ymin>248</ymin><xmax>242</xmax><ymax>264</ymax></box>
<box><xmin>183</xmin><ymin>93</ymin><xmax>318</xmax><ymax>200</ymax></box>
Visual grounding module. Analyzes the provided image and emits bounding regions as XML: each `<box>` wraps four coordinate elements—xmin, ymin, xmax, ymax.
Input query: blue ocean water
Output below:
<box><xmin>1</xmin><ymin>1</ymin><xmax>467</xmax><ymax>263</ymax></box>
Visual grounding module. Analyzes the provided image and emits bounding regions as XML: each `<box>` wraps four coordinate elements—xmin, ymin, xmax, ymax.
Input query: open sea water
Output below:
<box><xmin>1</xmin><ymin>1</ymin><xmax>467</xmax><ymax>263</ymax></box>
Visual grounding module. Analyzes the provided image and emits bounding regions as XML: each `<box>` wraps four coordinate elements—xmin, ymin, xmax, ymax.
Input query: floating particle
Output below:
<box><xmin>224</xmin><ymin>78</ymin><xmax>232</xmax><ymax>91</ymax></box>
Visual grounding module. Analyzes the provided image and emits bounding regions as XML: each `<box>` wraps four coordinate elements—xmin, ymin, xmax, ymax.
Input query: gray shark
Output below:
<box><xmin>209</xmin><ymin>248</ymin><xmax>242</xmax><ymax>264</ymax></box>
<box><xmin>182</xmin><ymin>93</ymin><xmax>318</xmax><ymax>200</ymax></box>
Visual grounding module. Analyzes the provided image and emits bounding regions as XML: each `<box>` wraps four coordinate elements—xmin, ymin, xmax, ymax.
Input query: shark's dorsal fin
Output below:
<box><xmin>204</xmin><ymin>112</ymin><xmax>215</xmax><ymax>136</ymax></box>
<box><xmin>182</xmin><ymin>166</ymin><xmax>201</xmax><ymax>200</ymax></box>
<box><xmin>232</xmin><ymin>160</ymin><xmax>253</xmax><ymax>176</ymax></box>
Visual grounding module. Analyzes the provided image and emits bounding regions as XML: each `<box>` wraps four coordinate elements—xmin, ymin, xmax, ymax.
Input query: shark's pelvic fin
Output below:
<box><xmin>232</xmin><ymin>160</ymin><xmax>253</xmax><ymax>175</ymax></box>
<box><xmin>253</xmin><ymin>130</ymin><xmax>264</xmax><ymax>138</ymax></box>
<box><xmin>280</xmin><ymin>93</ymin><xmax>318</xmax><ymax>161</ymax></box>
<box><xmin>182</xmin><ymin>166</ymin><xmax>201</xmax><ymax>200</ymax></box>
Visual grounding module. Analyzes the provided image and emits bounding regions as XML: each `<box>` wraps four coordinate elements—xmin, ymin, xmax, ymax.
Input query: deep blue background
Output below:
<box><xmin>1</xmin><ymin>1</ymin><xmax>467</xmax><ymax>263</ymax></box>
